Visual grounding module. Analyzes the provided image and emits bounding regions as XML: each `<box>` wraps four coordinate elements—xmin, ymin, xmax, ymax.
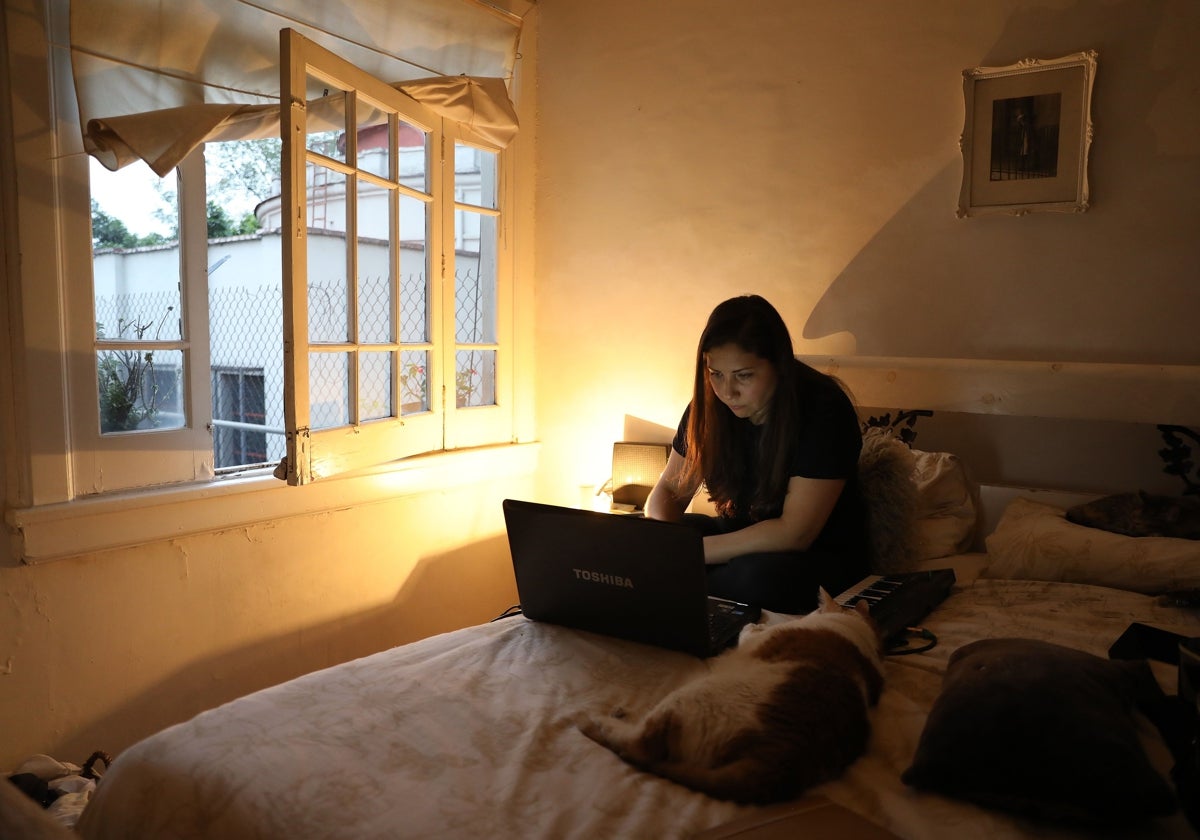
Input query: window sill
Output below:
<box><xmin>7</xmin><ymin>442</ymin><xmax>540</xmax><ymax>564</ymax></box>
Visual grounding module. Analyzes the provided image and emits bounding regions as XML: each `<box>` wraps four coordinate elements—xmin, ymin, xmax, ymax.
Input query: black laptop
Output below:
<box><xmin>502</xmin><ymin>498</ymin><xmax>761</xmax><ymax>657</ymax></box>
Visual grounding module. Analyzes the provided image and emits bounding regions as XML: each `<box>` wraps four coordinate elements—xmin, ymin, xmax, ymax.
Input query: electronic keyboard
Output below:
<box><xmin>835</xmin><ymin>569</ymin><xmax>957</xmax><ymax>646</ymax></box>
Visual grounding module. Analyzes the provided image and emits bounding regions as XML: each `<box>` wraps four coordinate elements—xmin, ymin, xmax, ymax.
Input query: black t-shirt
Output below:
<box><xmin>672</xmin><ymin>362</ymin><xmax>868</xmax><ymax>561</ymax></box>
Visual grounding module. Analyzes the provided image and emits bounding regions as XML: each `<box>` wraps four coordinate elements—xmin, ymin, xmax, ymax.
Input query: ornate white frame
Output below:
<box><xmin>957</xmin><ymin>50</ymin><xmax>1098</xmax><ymax>218</ymax></box>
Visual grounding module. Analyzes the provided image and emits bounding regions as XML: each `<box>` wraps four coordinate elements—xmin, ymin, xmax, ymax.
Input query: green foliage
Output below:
<box><xmin>96</xmin><ymin>311</ymin><xmax>176</xmax><ymax>433</ymax></box>
<box><xmin>206</xmin><ymin>138</ymin><xmax>281</xmax><ymax>205</ymax></box>
<box><xmin>90</xmin><ymin>200</ymin><xmax>139</xmax><ymax>249</ymax></box>
<box><xmin>207</xmin><ymin>201</ymin><xmax>238</xmax><ymax>238</ymax></box>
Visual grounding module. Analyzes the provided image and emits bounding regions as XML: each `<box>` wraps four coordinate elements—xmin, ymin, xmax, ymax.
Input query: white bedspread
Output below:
<box><xmin>77</xmin><ymin>579</ymin><xmax>1200</xmax><ymax>840</ymax></box>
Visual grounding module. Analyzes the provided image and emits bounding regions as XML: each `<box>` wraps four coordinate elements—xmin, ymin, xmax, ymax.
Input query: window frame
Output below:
<box><xmin>280</xmin><ymin>28</ymin><xmax>514</xmax><ymax>485</ymax></box>
<box><xmin>2</xmin><ymin>2</ymin><xmax>531</xmax><ymax>563</ymax></box>
<box><xmin>68</xmin><ymin>152</ymin><xmax>216</xmax><ymax>493</ymax></box>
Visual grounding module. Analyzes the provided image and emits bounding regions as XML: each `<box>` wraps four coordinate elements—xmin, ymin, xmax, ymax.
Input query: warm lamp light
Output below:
<box><xmin>610</xmin><ymin>442</ymin><xmax>670</xmax><ymax>512</ymax></box>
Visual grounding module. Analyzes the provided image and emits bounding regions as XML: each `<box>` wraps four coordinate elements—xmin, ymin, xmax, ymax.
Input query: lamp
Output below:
<box><xmin>610</xmin><ymin>442</ymin><xmax>670</xmax><ymax>512</ymax></box>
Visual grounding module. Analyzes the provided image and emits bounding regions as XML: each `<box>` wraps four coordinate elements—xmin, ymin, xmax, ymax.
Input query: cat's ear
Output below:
<box><xmin>853</xmin><ymin>599</ymin><xmax>871</xmax><ymax>619</ymax></box>
<box><xmin>817</xmin><ymin>587</ymin><xmax>834</xmax><ymax>612</ymax></box>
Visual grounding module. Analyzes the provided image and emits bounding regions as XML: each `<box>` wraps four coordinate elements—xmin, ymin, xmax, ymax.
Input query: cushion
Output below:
<box><xmin>983</xmin><ymin>497</ymin><xmax>1200</xmax><ymax>595</ymax></box>
<box><xmin>1066</xmin><ymin>491</ymin><xmax>1200</xmax><ymax>540</ymax></box>
<box><xmin>902</xmin><ymin>638</ymin><xmax>1177</xmax><ymax>825</ymax></box>
<box><xmin>857</xmin><ymin>429</ymin><xmax>919</xmax><ymax>573</ymax></box>
<box><xmin>910</xmin><ymin>449</ymin><xmax>978</xmax><ymax>559</ymax></box>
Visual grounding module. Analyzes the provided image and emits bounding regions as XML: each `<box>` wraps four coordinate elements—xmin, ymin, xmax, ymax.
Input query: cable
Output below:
<box><xmin>886</xmin><ymin>626</ymin><xmax>938</xmax><ymax>656</ymax></box>
<box><xmin>491</xmin><ymin>605</ymin><xmax>523</xmax><ymax>622</ymax></box>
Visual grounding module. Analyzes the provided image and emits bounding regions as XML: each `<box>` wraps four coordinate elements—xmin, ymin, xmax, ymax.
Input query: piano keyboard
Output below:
<box><xmin>836</xmin><ymin>569</ymin><xmax>957</xmax><ymax>646</ymax></box>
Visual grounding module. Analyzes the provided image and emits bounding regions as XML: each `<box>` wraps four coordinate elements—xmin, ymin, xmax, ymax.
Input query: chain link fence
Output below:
<box><xmin>95</xmin><ymin>265</ymin><xmax>491</xmax><ymax>470</ymax></box>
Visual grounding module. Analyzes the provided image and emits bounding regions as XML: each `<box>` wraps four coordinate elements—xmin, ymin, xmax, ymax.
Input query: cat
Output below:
<box><xmin>1066</xmin><ymin>490</ymin><xmax>1200</xmax><ymax>540</ymax></box>
<box><xmin>577</xmin><ymin>588</ymin><xmax>884</xmax><ymax>804</ymax></box>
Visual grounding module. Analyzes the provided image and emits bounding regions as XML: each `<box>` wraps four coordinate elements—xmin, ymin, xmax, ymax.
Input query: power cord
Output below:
<box><xmin>886</xmin><ymin>626</ymin><xmax>938</xmax><ymax>656</ymax></box>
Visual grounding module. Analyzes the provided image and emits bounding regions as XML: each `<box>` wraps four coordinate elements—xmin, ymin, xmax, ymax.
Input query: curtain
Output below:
<box><xmin>67</xmin><ymin>0</ymin><xmax>530</xmax><ymax>174</ymax></box>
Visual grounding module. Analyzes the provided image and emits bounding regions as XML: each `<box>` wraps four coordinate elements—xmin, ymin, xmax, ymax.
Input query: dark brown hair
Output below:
<box><xmin>681</xmin><ymin>295</ymin><xmax>835</xmax><ymax>521</ymax></box>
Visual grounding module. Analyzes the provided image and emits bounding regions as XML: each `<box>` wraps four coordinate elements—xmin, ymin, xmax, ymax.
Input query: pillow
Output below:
<box><xmin>1066</xmin><ymin>491</ymin><xmax>1200</xmax><ymax>540</ymax></box>
<box><xmin>910</xmin><ymin>449</ymin><xmax>978</xmax><ymax>559</ymax></box>
<box><xmin>902</xmin><ymin>638</ymin><xmax>1177</xmax><ymax>826</ymax></box>
<box><xmin>983</xmin><ymin>497</ymin><xmax>1200</xmax><ymax>595</ymax></box>
<box><xmin>857</xmin><ymin>429</ymin><xmax>919</xmax><ymax>573</ymax></box>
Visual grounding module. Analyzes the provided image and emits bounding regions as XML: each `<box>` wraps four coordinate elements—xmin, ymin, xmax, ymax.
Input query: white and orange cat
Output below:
<box><xmin>577</xmin><ymin>588</ymin><xmax>884</xmax><ymax>804</ymax></box>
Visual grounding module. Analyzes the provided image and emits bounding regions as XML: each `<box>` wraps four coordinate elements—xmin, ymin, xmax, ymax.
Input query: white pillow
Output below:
<box><xmin>911</xmin><ymin>449</ymin><xmax>978</xmax><ymax>560</ymax></box>
<box><xmin>983</xmin><ymin>497</ymin><xmax>1200</xmax><ymax>595</ymax></box>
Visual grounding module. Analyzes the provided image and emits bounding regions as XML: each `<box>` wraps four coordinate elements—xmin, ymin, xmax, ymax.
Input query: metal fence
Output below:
<box><xmin>94</xmin><ymin>267</ymin><xmax>490</xmax><ymax>471</ymax></box>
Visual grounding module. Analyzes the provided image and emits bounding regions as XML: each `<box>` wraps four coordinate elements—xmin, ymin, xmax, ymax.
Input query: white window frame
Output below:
<box><xmin>67</xmin><ymin>152</ymin><xmax>215</xmax><ymax>493</ymax></box>
<box><xmin>279</xmin><ymin>29</ymin><xmax>514</xmax><ymax>485</ymax></box>
<box><xmin>2</xmin><ymin>1</ymin><xmax>531</xmax><ymax>563</ymax></box>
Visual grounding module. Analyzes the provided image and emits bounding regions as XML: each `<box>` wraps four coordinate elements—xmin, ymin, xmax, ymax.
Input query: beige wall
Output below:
<box><xmin>532</xmin><ymin>0</ymin><xmax>1200</xmax><ymax>504</ymax></box>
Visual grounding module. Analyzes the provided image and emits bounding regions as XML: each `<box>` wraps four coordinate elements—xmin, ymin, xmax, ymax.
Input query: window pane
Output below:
<box><xmin>455</xmin><ymin>212</ymin><xmax>497</xmax><ymax>344</ymax></box>
<box><xmin>91</xmin><ymin>160</ymin><xmax>181</xmax><ymax>342</ymax></box>
<box><xmin>96</xmin><ymin>348</ymin><xmax>185</xmax><ymax>432</ymax></box>
<box><xmin>359</xmin><ymin>351</ymin><xmax>393</xmax><ymax>421</ymax></box>
<box><xmin>307</xmin><ymin>82</ymin><xmax>346</xmax><ymax>163</ymax></box>
<box><xmin>309</xmin><ymin>352</ymin><xmax>350</xmax><ymax>429</ymax></box>
<box><xmin>357</xmin><ymin>179</ymin><xmax>392</xmax><ymax>344</ymax></box>
<box><xmin>400</xmin><ymin>350</ymin><xmax>429</xmax><ymax>414</ymax></box>
<box><xmin>357</xmin><ymin>102</ymin><xmax>389</xmax><ymax>177</ymax></box>
<box><xmin>399</xmin><ymin>119</ymin><xmax>429</xmax><ymax>193</ymax></box>
<box><xmin>400</xmin><ymin>194</ymin><xmax>429</xmax><ymax>344</ymax></box>
<box><xmin>212</xmin><ymin>368</ymin><xmax>267</xmax><ymax>469</ymax></box>
<box><xmin>307</xmin><ymin>163</ymin><xmax>351</xmax><ymax>344</ymax></box>
<box><xmin>206</xmin><ymin>139</ymin><xmax>285</xmax><ymax>470</ymax></box>
<box><xmin>455</xmin><ymin>206</ymin><xmax>497</xmax><ymax>409</ymax></box>
<box><xmin>456</xmin><ymin>349</ymin><xmax>494</xmax><ymax>408</ymax></box>
<box><xmin>455</xmin><ymin>143</ymin><xmax>497</xmax><ymax>210</ymax></box>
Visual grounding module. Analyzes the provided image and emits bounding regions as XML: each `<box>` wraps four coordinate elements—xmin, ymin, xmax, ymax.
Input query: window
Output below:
<box><xmin>74</xmin><ymin>33</ymin><xmax>513</xmax><ymax>493</ymax></box>
<box><xmin>212</xmin><ymin>367</ymin><xmax>268</xmax><ymax>469</ymax></box>
<box><xmin>277</xmin><ymin>30</ymin><xmax>512</xmax><ymax>485</ymax></box>
<box><xmin>5</xmin><ymin>0</ymin><xmax>532</xmax><ymax>561</ymax></box>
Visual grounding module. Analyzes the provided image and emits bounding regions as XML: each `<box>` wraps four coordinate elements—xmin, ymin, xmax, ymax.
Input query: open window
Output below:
<box><xmin>278</xmin><ymin>29</ymin><xmax>514</xmax><ymax>485</ymax></box>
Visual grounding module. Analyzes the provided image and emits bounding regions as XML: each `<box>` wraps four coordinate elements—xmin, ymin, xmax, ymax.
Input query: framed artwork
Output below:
<box><xmin>957</xmin><ymin>50</ymin><xmax>1097</xmax><ymax>218</ymax></box>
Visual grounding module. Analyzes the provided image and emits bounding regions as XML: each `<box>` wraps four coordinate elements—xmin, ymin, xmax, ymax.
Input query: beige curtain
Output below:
<box><xmin>68</xmin><ymin>0</ymin><xmax>530</xmax><ymax>175</ymax></box>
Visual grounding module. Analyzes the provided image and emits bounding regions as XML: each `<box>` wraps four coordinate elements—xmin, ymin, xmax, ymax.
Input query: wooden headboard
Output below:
<box><xmin>799</xmin><ymin>355</ymin><xmax>1200</xmax><ymax>500</ymax></box>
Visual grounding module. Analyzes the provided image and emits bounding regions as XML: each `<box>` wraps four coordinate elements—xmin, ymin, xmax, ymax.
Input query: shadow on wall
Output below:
<box><xmin>803</xmin><ymin>0</ymin><xmax>1199</xmax><ymax>365</ymax></box>
<box><xmin>51</xmin><ymin>535</ymin><xmax>518</xmax><ymax>765</ymax></box>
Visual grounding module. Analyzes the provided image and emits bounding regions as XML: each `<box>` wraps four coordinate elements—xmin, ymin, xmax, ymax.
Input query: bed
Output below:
<box><xmin>74</xmin><ymin>358</ymin><xmax>1200</xmax><ymax>840</ymax></box>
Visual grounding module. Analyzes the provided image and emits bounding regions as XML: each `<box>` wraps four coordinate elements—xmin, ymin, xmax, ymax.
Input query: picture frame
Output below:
<box><xmin>957</xmin><ymin>50</ymin><xmax>1097</xmax><ymax>218</ymax></box>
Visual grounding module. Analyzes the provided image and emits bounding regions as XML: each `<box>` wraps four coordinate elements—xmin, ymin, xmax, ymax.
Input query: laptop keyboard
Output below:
<box><xmin>707</xmin><ymin>599</ymin><xmax>752</xmax><ymax>640</ymax></box>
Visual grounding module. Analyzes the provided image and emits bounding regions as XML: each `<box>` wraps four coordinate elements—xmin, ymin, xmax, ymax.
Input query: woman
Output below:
<box><xmin>644</xmin><ymin>294</ymin><xmax>868</xmax><ymax>613</ymax></box>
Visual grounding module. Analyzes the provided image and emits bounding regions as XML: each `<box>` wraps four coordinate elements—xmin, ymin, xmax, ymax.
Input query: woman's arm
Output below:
<box><xmin>701</xmin><ymin>475</ymin><xmax>844</xmax><ymax>564</ymax></box>
<box><xmin>644</xmin><ymin>449</ymin><xmax>698</xmax><ymax>522</ymax></box>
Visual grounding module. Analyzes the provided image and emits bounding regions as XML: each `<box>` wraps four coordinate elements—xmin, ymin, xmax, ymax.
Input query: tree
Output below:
<box><xmin>207</xmin><ymin>138</ymin><xmax>282</xmax><ymax>212</ymax></box>
<box><xmin>207</xmin><ymin>201</ymin><xmax>238</xmax><ymax>238</ymax></box>
<box><xmin>91</xmin><ymin>200</ymin><xmax>139</xmax><ymax>249</ymax></box>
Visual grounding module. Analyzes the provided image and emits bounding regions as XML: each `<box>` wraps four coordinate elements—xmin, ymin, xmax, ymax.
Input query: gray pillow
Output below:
<box><xmin>902</xmin><ymin>638</ymin><xmax>1177</xmax><ymax>826</ymax></box>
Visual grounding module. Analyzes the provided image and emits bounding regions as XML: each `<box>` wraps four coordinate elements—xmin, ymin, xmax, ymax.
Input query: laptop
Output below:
<box><xmin>502</xmin><ymin>498</ymin><xmax>761</xmax><ymax>657</ymax></box>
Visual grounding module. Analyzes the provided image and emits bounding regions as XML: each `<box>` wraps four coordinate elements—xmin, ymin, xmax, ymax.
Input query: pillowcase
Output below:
<box><xmin>983</xmin><ymin>497</ymin><xmax>1200</xmax><ymax>595</ymax></box>
<box><xmin>910</xmin><ymin>449</ymin><xmax>978</xmax><ymax>559</ymax></box>
<box><xmin>902</xmin><ymin>638</ymin><xmax>1177</xmax><ymax>826</ymax></box>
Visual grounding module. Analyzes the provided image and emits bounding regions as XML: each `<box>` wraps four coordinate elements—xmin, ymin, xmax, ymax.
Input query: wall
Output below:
<box><xmin>531</xmin><ymin>0</ymin><xmax>1200</xmax><ymax>503</ymax></box>
<box><xmin>0</xmin><ymin>482</ymin><xmax>527</xmax><ymax>768</ymax></box>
